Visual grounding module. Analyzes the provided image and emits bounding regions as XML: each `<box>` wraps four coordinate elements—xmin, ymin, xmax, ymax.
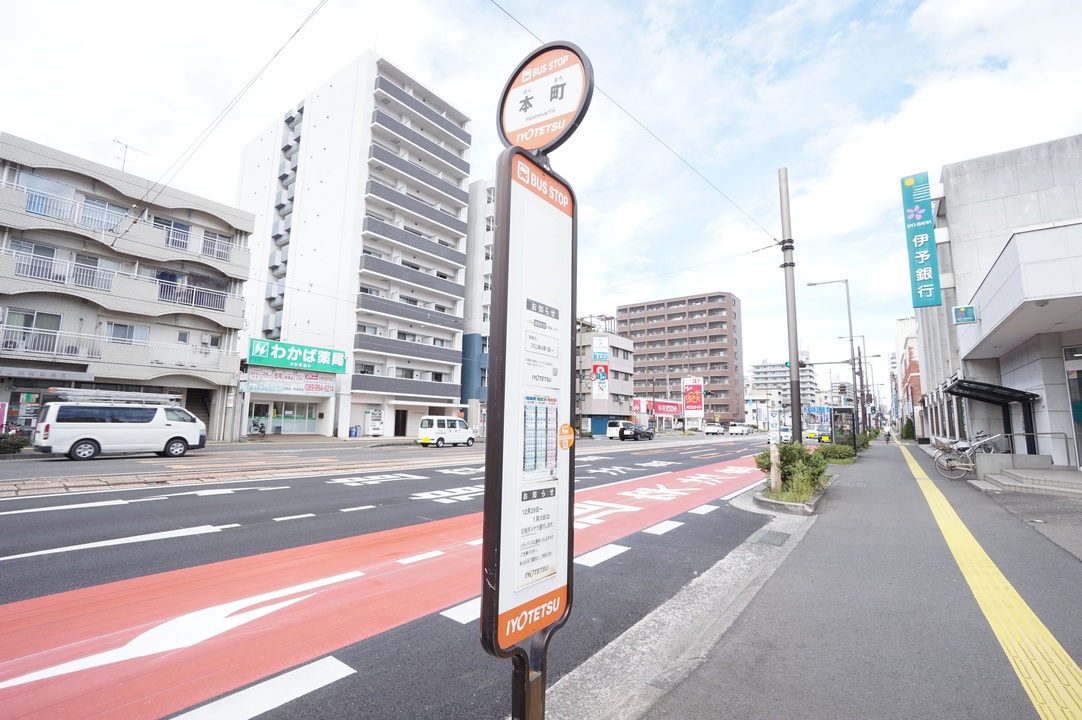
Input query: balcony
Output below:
<box><xmin>359</xmin><ymin>254</ymin><xmax>464</xmax><ymax>298</ymax></box>
<box><xmin>351</xmin><ymin>373</ymin><xmax>460</xmax><ymax>399</ymax></box>
<box><xmin>366</xmin><ymin>180</ymin><xmax>467</xmax><ymax>236</ymax></box>
<box><xmin>362</xmin><ymin>216</ymin><xmax>465</xmax><ymax>266</ymax></box>
<box><xmin>354</xmin><ymin>333</ymin><xmax>461</xmax><ymax>364</ymax></box>
<box><xmin>355</xmin><ymin>293</ymin><xmax>463</xmax><ymax>331</ymax></box>
<box><xmin>0</xmin><ymin>249</ymin><xmax>244</xmax><ymax>328</ymax></box>
<box><xmin>0</xmin><ymin>326</ymin><xmax>240</xmax><ymax>375</ymax></box>
<box><xmin>0</xmin><ymin>182</ymin><xmax>251</xmax><ymax>279</ymax></box>
<box><xmin>369</xmin><ymin>145</ymin><xmax>468</xmax><ymax>205</ymax></box>
<box><xmin>371</xmin><ymin>110</ymin><xmax>469</xmax><ymax>178</ymax></box>
<box><xmin>374</xmin><ymin>76</ymin><xmax>471</xmax><ymax>148</ymax></box>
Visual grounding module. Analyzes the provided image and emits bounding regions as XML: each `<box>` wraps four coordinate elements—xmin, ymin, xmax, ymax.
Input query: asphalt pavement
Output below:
<box><xmin>547</xmin><ymin>439</ymin><xmax>1082</xmax><ymax>720</ymax></box>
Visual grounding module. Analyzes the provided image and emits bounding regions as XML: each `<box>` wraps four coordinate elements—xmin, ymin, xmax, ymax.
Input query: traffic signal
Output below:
<box><xmin>785</xmin><ymin>361</ymin><xmax>807</xmax><ymax>368</ymax></box>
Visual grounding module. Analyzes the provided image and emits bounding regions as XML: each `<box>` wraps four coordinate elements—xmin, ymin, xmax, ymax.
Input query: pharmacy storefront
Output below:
<box><xmin>244</xmin><ymin>339</ymin><xmax>345</xmax><ymax>436</ymax></box>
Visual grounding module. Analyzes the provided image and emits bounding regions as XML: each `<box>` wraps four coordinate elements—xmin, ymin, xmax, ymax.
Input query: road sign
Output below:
<box><xmin>497</xmin><ymin>42</ymin><xmax>594</xmax><ymax>154</ymax></box>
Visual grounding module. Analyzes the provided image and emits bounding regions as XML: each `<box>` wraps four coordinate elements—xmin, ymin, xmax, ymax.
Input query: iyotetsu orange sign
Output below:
<box><xmin>498</xmin><ymin>42</ymin><xmax>594</xmax><ymax>153</ymax></box>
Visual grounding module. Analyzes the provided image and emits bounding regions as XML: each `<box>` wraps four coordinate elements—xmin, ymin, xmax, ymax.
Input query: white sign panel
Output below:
<box><xmin>247</xmin><ymin>367</ymin><xmax>336</xmax><ymax>396</ymax></box>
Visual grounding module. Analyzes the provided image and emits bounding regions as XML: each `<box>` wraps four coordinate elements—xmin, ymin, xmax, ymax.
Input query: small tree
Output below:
<box><xmin>901</xmin><ymin>417</ymin><xmax>915</xmax><ymax>440</ymax></box>
<box><xmin>755</xmin><ymin>442</ymin><xmax>828</xmax><ymax>495</ymax></box>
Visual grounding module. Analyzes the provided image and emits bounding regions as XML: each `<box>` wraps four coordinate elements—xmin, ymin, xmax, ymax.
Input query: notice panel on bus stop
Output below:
<box><xmin>482</xmin><ymin>147</ymin><xmax>577</xmax><ymax>654</ymax></box>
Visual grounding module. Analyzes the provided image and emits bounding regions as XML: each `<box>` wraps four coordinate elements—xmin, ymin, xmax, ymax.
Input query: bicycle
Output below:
<box><xmin>248</xmin><ymin>419</ymin><xmax>266</xmax><ymax>437</ymax></box>
<box><xmin>934</xmin><ymin>432</ymin><xmax>1003</xmax><ymax>479</ymax></box>
<box><xmin>932</xmin><ymin>430</ymin><xmax>999</xmax><ymax>464</ymax></box>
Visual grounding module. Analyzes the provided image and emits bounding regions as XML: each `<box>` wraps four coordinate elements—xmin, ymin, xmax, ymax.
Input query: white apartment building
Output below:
<box><xmin>461</xmin><ymin>179</ymin><xmax>494</xmax><ymax>433</ymax></box>
<box><xmin>0</xmin><ymin>133</ymin><xmax>253</xmax><ymax>440</ymax></box>
<box><xmin>237</xmin><ymin>52</ymin><xmax>471</xmax><ymax>437</ymax></box>
<box><xmin>749</xmin><ymin>351</ymin><xmax>819</xmax><ymax>420</ymax></box>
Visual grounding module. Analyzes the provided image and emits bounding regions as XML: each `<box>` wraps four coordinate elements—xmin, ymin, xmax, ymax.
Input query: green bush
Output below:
<box><xmin>815</xmin><ymin>442</ymin><xmax>855</xmax><ymax>460</ymax></box>
<box><xmin>0</xmin><ymin>434</ymin><xmax>31</xmax><ymax>454</ymax></box>
<box><xmin>755</xmin><ymin>442</ymin><xmax>829</xmax><ymax>495</ymax></box>
<box><xmin>901</xmin><ymin>418</ymin><xmax>915</xmax><ymax>440</ymax></box>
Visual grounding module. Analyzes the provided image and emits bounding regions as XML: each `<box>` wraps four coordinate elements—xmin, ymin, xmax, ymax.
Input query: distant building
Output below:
<box><xmin>748</xmin><ymin>351</ymin><xmax>819</xmax><ymax>422</ymax></box>
<box><xmin>0</xmin><ymin>133</ymin><xmax>253</xmax><ymax>440</ymax></box>
<box><xmin>916</xmin><ymin>134</ymin><xmax>1082</xmax><ymax>464</ymax></box>
<box><xmin>575</xmin><ymin>321</ymin><xmax>635</xmax><ymax>436</ymax></box>
<box><xmin>461</xmin><ymin>179</ymin><xmax>493</xmax><ymax>434</ymax></box>
<box><xmin>617</xmin><ymin>292</ymin><xmax>744</xmax><ymax>428</ymax></box>
<box><xmin>237</xmin><ymin>52</ymin><xmax>472</xmax><ymax>437</ymax></box>
<box><xmin>894</xmin><ymin>318</ymin><xmax>922</xmax><ymax>433</ymax></box>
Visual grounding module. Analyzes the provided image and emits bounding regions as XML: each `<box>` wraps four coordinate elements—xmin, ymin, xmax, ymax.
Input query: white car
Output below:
<box><xmin>780</xmin><ymin>427</ymin><xmax>793</xmax><ymax>442</ymax></box>
<box><xmin>704</xmin><ymin>423</ymin><xmax>723</xmax><ymax>435</ymax></box>
<box><xmin>729</xmin><ymin>424</ymin><xmax>754</xmax><ymax>435</ymax></box>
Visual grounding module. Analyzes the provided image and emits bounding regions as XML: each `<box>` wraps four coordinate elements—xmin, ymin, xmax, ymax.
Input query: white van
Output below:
<box><xmin>417</xmin><ymin>416</ymin><xmax>475</xmax><ymax>447</ymax></box>
<box><xmin>607</xmin><ymin>420</ymin><xmax>635</xmax><ymax>440</ymax></box>
<box><xmin>729</xmin><ymin>423</ymin><xmax>755</xmax><ymax>435</ymax></box>
<box><xmin>33</xmin><ymin>402</ymin><xmax>207</xmax><ymax>460</ymax></box>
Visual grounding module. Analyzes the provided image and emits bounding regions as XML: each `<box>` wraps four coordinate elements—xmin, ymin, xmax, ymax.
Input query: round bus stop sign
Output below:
<box><xmin>497</xmin><ymin>41</ymin><xmax>594</xmax><ymax>154</ymax></box>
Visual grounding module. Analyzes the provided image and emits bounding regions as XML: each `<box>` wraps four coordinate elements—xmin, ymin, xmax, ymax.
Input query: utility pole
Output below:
<box><xmin>778</xmin><ymin>168</ymin><xmax>802</xmax><ymax>443</ymax></box>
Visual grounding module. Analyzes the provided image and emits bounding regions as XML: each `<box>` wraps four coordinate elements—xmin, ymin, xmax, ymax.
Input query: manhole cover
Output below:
<box><xmin>748</xmin><ymin>529</ymin><xmax>791</xmax><ymax>547</ymax></box>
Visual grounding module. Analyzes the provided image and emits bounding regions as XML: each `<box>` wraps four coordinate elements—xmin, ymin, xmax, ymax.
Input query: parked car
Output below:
<box><xmin>607</xmin><ymin>420</ymin><xmax>636</xmax><ymax>440</ymax></box>
<box><xmin>729</xmin><ymin>424</ymin><xmax>754</xmax><ymax>435</ymax></box>
<box><xmin>704</xmin><ymin>423</ymin><xmax>723</xmax><ymax>435</ymax></box>
<box><xmin>780</xmin><ymin>426</ymin><xmax>793</xmax><ymax>442</ymax></box>
<box><xmin>620</xmin><ymin>424</ymin><xmax>655</xmax><ymax>441</ymax></box>
<box><xmin>33</xmin><ymin>401</ymin><xmax>206</xmax><ymax>460</ymax></box>
<box><xmin>416</xmin><ymin>416</ymin><xmax>475</xmax><ymax>447</ymax></box>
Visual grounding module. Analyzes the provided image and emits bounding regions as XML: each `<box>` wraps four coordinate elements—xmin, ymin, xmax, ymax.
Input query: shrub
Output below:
<box><xmin>0</xmin><ymin>434</ymin><xmax>32</xmax><ymax>454</ymax></box>
<box><xmin>815</xmin><ymin>443</ymin><xmax>855</xmax><ymax>460</ymax></box>
<box><xmin>755</xmin><ymin>442</ymin><xmax>828</xmax><ymax>495</ymax></box>
<box><xmin>901</xmin><ymin>418</ymin><xmax>915</xmax><ymax>440</ymax></box>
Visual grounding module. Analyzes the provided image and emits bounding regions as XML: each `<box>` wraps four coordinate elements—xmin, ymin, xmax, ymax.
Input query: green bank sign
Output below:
<box><xmin>901</xmin><ymin>172</ymin><xmax>942</xmax><ymax>308</ymax></box>
<box><xmin>248</xmin><ymin>339</ymin><xmax>347</xmax><ymax>374</ymax></box>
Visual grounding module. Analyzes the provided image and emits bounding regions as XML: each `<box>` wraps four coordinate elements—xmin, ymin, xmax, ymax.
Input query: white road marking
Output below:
<box><xmin>273</xmin><ymin>514</ymin><xmax>315</xmax><ymax>521</ymax></box>
<box><xmin>0</xmin><ymin>525</ymin><xmax>239</xmax><ymax>561</ymax></box>
<box><xmin>574</xmin><ymin>544</ymin><xmax>630</xmax><ymax>567</ymax></box>
<box><xmin>721</xmin><ymin>478</ymin><xmax>766</xmax><ymax>501</ymax></box>
<box><xmin>0</xmin><ymin>499</ymin><xmax>130</xmax><ymax>515</ymax></box>
<box><xmin>172</xmin><ymin>656</ymin><xmax>356</xmax><ymax>720</ymax></box>
<box><xmin>466</xmin><ymin>538</ymin><xmax>484</xmax><ymax>546</ymax></box>
<box><xmin>441</xmin><ymin>597</ymin><xmax>481</xmax><ymax>624</ymax></box>
<box><xmin>339</xmin><ymin>505</ymin><xmax>375</xmax><ymax>512</ymax></box>
<box><xmin>0</xmin><ymin>571</ymin><xmax>363</xmax><ymax>689</ymax></box>
<box><xmin>642</xmin><ymin>520</ymin><xmax>683</xmax><ymax>535</ymax></box>
<box><xmin>689</xmin><ymin>504</ymin><xmax>719</xmax><ymax>514</ymax></box>
<box><xmin>0</xmin><ymin>487</ymin><xmax>290</xmax><ymax>515</ymax></box>
<box><xmin>397</xmin><ymin>550</ymin><xmax>444</xmax><ymax>564</ymax></box>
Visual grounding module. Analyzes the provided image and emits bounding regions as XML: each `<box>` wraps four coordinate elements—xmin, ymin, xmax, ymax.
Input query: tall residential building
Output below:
<box><xmin>749</xmin><ymin>351</ymin><xmax>819</xmax><ymax>420</ymax></box>
<box><xmin>237</xmin><ymin>52</ymin><xmax>472</xmax><ymax>438</ymax></box>
<box><xmin>616</xmin><ymin>292</ymin><xmax>744</xmax><ymax>426</ymax></box>
<box><xmin>575</xmin><ymin>322</ymin><xmax>635</xmax><ymax>436</ymax></box>
<box><xmin>0</xmin><ymin>133</ymin><xmax>253</xmax><ymax>440</ymax></box>
<box><xmin>461</xmin><ymin>179</ymin><xmax>494</xmax><ymax>433</ymax></box>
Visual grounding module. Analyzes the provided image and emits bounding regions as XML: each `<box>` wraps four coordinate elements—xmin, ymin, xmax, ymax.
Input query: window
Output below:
<box><xmin>486</xmin><ymin>216</ymin><xmax>495</xmax><ymax>231</ymax></box>
<box><xmin>434</xmin><ymin>305</ymin><xmax>449</xmax><ymax>314</ymax></box>
<box><xmin>432</xmin><ymin>372</ymin><xmax>445</xmax><ymax>382</ymax></box>
<box><xmin>395</xmin><ymin>367</ymin><xmax>415</xmax><ymax>379</ymax></box>
<box><xmin>81</xmin><ymin>197</ymin><xmax>129</xmax><ymax>231</ymax></box>
<box><xmin>165</xmin><ymin>408</ymin><xmax>196</xmax><ymax>423</ymax></box>
<box><xmin>202</xmin><ymin>230</ymin><xmax>232</xmax><ymax>260</ymax></box>
<box><xmin>400</xmin><ymin>297</ymin><xmax>419</xmax><ymax>306</ymax></box>
<box><xmin>9</xmin><ymin>240</ymin><xmax>58</xmax><ymax>281</ymax></box>
<box><xmin>436</xmin><ymin>271</ymin><xmax>451</xmax><ymax>281</ymax></box>
<box><xmin>208</xmin><ymin>335</ymin><xmax>221</xmax><ymax>349</ymax></box>
<box><xmin>153</xmin><ymin>217</ymin><xmax>192</xmax><ymax>250</ymax></box>
<box><xmin>433</xmin><ymin>338</ymin><xmax>447</xmax><ymax>347</ymax></box>
<box><xmin>362</xmin><ymin>248</ymin><xmax>383</xmax><ymax>259</ymax></box>
<box><xmin>359</xmin><ymin>286</ymin><xmax>381</xmax><ymax>297</ymax></box>
<box><xmin>357</xmin><ymin>324</ymin><xmax>378</xmax><ymax>335</ymax></box>
<box><xmin>2</xmin><ymin>308</ymin><xmax>61</xmax><ymax>353</ymax></box>
<box><xmin>480</xmin><ymin>368</ymin><xmax>488</xmax><ymax>387</ymax></box>
<box><xmin>481</xmin><ymin>336</ymin><xmax>489</xmax><ymax>353</ymax></box>
<box><xmin>177</xmin><ymin>331</ymin><xmax>190</xmax><ymax>344</ymax></box>
<box><xmin>400</xmin><ymin>260</ymin><xmax>421</xmax><ymax>271</ymax></box>
<box><xmin>105</xmin><ymin>322</ymin><xmax>150</xmax><ymax>345</ymax></box>
<box><xmin>357</xmin><ymin>363</ymin><xmax>375</xmax><ymax>375</ymax></box>
<box><xmin>397</xmin><ymin>332</ymin><xmax>417</xmax><ymax>342</ymax></box>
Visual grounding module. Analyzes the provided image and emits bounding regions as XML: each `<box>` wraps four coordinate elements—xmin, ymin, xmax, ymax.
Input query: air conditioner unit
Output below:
<box><xmin>200</xmin><ymin>333</ymin><xmax>211</xmax><ymax>345</ymax></box>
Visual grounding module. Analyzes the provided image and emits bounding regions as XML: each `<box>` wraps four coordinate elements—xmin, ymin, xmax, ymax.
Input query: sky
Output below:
<box><xmin>4</xmin><ymin>0</ymin><xmax>1082</xmax><ymax>406</ymax></box>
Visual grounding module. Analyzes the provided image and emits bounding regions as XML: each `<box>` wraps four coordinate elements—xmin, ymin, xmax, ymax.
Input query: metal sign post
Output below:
<box><xmin>481</xmin><ymin>41</ymin><xmax>593</xmax><ymax>720</ymax></box>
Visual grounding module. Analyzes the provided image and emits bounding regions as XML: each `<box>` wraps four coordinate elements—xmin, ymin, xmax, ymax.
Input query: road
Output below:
<box><xmin>0</xmin><ymin>435</ymin><xmax>770</xmax><ymax>719</ymax></box>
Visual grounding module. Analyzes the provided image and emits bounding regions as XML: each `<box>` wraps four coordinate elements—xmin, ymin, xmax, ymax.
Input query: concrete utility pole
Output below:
<box><xmin>778</xmin><ymin>168</ymin><xmax>803</xmax><ymax>443</ymax></box>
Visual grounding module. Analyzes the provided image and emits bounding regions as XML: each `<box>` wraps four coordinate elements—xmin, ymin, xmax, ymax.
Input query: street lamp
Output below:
<box><xmin>808</xmin><ymin>279</ymin><xmax>859</xmax><ymax>432</ymax></box>
<box><xmin>839</xmin><ymin>334</ymin><xmax>871</xmax><ymax>430</ymax></box>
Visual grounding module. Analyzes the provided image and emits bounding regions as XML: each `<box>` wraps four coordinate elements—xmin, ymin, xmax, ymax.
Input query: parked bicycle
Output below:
<box><xmin>934</xmin><ymin>432</ymin><xmax>1004</xmax><ymax>479</ymax></box>
<box><xmin>248</xmin><ymin>419</ymin><xmax>267</xmax><ymax>437</ymax></box>
<box><xmin>932</xmin><ymin>429</ymin><xmax>999</xmax><ymax>464</ymax></box>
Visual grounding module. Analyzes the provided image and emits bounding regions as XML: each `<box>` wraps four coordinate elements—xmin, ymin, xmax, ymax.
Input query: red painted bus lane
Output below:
<box><xmin>0</xmin><ymin>457</ymin><xmax>759</xmax><ymax>718</ymax></box>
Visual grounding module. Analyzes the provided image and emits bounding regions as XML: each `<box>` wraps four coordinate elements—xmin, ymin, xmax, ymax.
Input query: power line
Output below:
<box><xmin>487</xmin><ymin>0</ymin><xmax>779</xmax><ymax>243</ymax></box>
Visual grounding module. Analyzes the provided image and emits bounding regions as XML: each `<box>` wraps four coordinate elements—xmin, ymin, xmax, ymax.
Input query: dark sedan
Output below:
<box><xmin>620</xmin><ymin>424</ymin><xmax>655</xmax><ymax>441</ymax></box>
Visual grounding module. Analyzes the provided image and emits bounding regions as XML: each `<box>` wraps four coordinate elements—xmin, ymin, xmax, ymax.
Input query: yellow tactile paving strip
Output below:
<box><xmin>900</xmin><ymin>445</ymin><xmax>1082</xmax><ymax>718</ymax></box>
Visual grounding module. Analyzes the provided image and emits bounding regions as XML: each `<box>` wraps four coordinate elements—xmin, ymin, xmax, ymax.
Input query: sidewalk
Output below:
<box><xmin>549</xmin><ymin>440</ymin><xmax>1082</xmax><ymax>720</ymax></box>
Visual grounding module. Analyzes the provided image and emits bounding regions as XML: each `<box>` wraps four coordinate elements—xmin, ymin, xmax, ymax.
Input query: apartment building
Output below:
<box><xmin>575</xmin><ymin>322</ymin><xmax>635</xmax><ymax>436</ymax></box>
<box><xmin>616</xmin><ymin>291</ymin><xmax>744</xmax><ymax>427</ymax></box>
<box><xmin>461</xmin><ymin>179</ymin><xmax>493</xmax><ymax>434</ymax></box>
<box><xmin>237</xmin><ymin>52</ymin><xmax>471</xmax><ymax>437</ymax></box>
<box><xmin>749</xmin><ymin>351</ymin><xmax>819</xmax><ymax>422</ymax></box>
<box><xmin>0</xmin><ymin>133</ymin><xmax>254</xmax><ymax>440</ymax></box>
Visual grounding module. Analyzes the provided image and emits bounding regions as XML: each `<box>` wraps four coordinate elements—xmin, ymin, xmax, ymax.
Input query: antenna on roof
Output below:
<box><xmin>113</xmin><ymin>138</ymin><xmax>150</xmax><ymax>172</ymax></box>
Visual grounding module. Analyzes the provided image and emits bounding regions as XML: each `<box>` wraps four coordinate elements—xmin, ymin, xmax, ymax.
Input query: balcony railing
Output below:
<box><xmin>3</xmin><ymin>181</ymin><xmax>239</xmax><ymax>262</ymax></box>
<box><xmin>1</xmin><ymin>325</ymin><xmax>239</xmax><ymax>369</ymax></box>
<box><xmin>2</xmin><ymin>248</ymin><xmax>235</xmax><ymax>312</ymax></box>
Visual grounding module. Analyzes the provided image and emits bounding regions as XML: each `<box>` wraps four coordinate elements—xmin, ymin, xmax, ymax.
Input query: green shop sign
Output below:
<box><xmin>248</xmin><ymin>339</ymin><xmax>347</xmax><ymax>374</ymax></box>
<box><xmin>900</xmin><ymin>172</ymin><xmax>942</xmax><ymax>308</ymax></box>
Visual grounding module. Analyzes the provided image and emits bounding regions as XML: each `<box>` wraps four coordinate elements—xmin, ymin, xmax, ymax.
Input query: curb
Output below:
<box><xmin>751</xmin><ymin>475</ymin><xmax>833</xmax><ymax>515</ymax></box>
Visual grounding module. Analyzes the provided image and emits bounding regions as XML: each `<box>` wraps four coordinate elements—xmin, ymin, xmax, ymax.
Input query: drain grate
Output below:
<box><xmin>748</xmin><ymin>528</ymin><xmax>791</xmax><ymax>547</ymax></box>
